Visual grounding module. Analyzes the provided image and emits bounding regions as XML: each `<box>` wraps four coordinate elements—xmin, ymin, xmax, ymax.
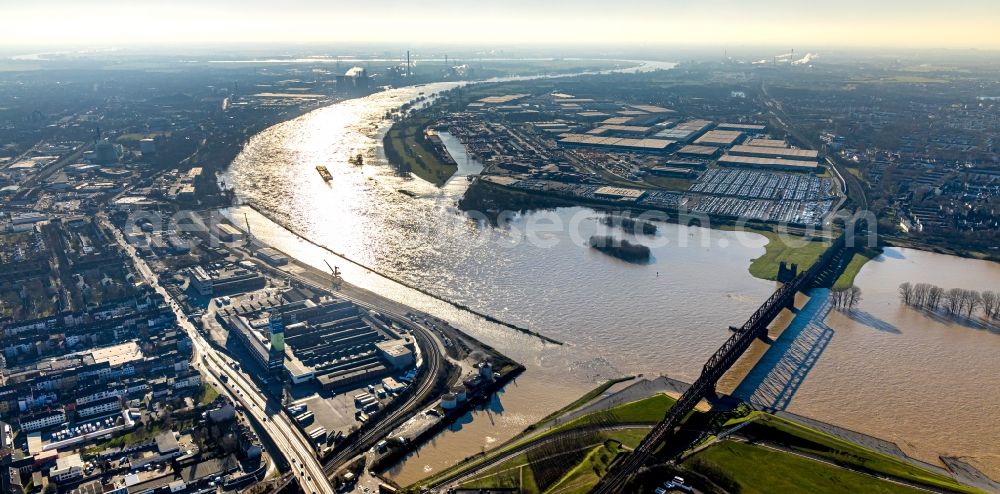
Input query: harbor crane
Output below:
<box><xmin>323</xmin><ymin>259</ymin><xmax>342</xmax><ymax>288</ymax></box>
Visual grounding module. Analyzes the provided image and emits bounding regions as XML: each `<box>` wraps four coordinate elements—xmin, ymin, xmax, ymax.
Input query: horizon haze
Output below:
<box><xmin>4</xmin><ymin>0</ymin><xmax>1000</xmax><ymax>51</ymax></box>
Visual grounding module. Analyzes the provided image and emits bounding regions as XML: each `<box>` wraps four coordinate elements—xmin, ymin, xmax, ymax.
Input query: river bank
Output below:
<box><xmin>234</xmin><ymin>202</ymin><xmax>563</xmax><ymax>345</ymax></box>
<box><xmin>221</xmin><ymin>64</ymin><xmax>1000</xmax><ymax>487</ymax></box>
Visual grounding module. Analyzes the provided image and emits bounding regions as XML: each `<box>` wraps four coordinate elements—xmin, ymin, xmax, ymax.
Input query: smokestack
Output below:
<box><xmin>406</xmin><ymin>50</ymin><xmax>411</xmax><ymax>77</ymax></box>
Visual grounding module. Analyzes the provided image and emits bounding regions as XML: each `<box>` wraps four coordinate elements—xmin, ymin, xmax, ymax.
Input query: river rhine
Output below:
<box><xmin>222</xmin><ymin>65</ymin><xmax>1000</xmax><ymax>484</ymax></box>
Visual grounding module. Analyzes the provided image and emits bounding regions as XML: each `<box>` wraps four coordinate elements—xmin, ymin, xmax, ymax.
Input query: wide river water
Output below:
<box><xmin>223</xmin><ymin>65</ymin><xmax>1000</xmax><ymax>483</ymax></box>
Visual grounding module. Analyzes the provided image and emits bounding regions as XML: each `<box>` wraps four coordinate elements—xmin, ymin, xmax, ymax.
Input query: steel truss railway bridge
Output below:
<box><xmin>593</xmin><ymin>227</ymin><xmax>857</xmax><ymax>494</ymax></box>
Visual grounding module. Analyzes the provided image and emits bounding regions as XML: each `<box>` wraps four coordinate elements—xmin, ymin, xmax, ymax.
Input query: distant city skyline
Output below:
<box><xmin>4</xmin><ymin>0</ymin><xmax>1000</xmax><ymax>50</ymax></box>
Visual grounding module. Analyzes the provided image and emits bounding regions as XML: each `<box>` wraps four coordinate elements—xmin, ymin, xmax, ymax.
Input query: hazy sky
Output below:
<box><xmin>4</xmin><ymin>0</ymin><xmax>999</xmax><ymax>50</ymax></box>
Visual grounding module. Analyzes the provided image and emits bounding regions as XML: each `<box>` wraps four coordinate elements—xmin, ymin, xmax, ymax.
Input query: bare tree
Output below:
<box><xmin>830</xmin><ymin>287</ymin><xmax>861</xmax><ymax>311</ymax></box>
<box><xmin>982</xmin><ymin>291</ymin><xmax>1000</xmax><ymax>319</ymax></box>
<box><xmin>927</xmin><ymin>285</ymin><xmax>944</xmax><ymax>310</ymax></box>
<box><xmin>965</xmin><ymin>290</ymin><xmax>982</xmax><ymax>318</ymax></box>
<box><xmin>830</xmin><ymin>289</ymin><xmax>843</xmax><ymax>309</ymax></box>
<box><xmin>898</xmin><ymin>282</ymin><xmax>913</xmax><ymax>305</ymax></box>
<box><xmin>913</xmin><ymin>283</ymin><xmax>931</xmax><ymax>307</ymax></box>
<box><xmin>945</xmin><ymin>288</ymin><xmax>963</xmax><ymax>314</ymax></box>
<box><xmin>900</xmin><ymin>282</ymin><xmax>997</xmax><ymax>322</ymax></box>
<box><xmin>847</xmin><ymin>285</ymin><xmax>863</xmax><ymax>310</ymax></box>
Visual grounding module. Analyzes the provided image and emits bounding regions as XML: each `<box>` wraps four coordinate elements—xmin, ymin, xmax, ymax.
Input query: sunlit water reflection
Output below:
<box><xmin>224</xmin><ymin>66</ymin><xmax>1000</xmax><ymax>482</ymax></box>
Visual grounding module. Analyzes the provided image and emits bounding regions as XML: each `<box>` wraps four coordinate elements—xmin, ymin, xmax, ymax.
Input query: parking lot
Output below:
<box><xmin>690</xmin><ymin>168</ymin><xmax>834</xmax><ymax>201</ymax></box>
<box><xmin>687</xmin><ymin>168</ymin><xmax>835</xmax><ymax>225</ymax></box>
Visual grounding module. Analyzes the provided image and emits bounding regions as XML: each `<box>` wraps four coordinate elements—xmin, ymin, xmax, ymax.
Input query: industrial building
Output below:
<box><xmin>223</xmin><ymin>296</ymin><xmax>416</xmax><ymax>390</ymax></box>
<box><xmin>376</xmin><ymin>340</ymin><xmax>415</xmax><ymax>369</ymax></box>
<box><xmin>744</xmin><ymin>138</ymin><xmax>788</xmax><ymax>148</ymax></box>
<box><xmin>728</xmin><ymin>145</ymin><xmax>820</xmax><ymax>161</ymax></box>
<box><xmin>255</xmin><ymin>247</ymin><xmax>288</xmax><ymax>266</ymax></box>
<box><xmin>225</xmin><ymin>311</ymin><xmax>286</xmax><ymax>377</ymax></box>
<box><xmin>717</xmin><ymin>155</ymin><xmax>820</xmax><ymax>171</ymax></box>
<box><xmin>653</xmin><ymin>119</ymin><xmax>713</xmax><ymax>142</ymax></box>
<box><xmin>693</xmin><ymin>130</ymin><xmax>744</xmax><ymax>147</ymax></box>
<box><xmin>586</xmin><ymin>125</ymin><xmax>654</xmax><ymax>137</ymax></box>
<box><xmin>677</xmin><ymin>144</ymin><xmax>722</xmax><ymax>158</ymax></box>
<box><xmin>628</xmin><ymin>104</ymin><xmax>674</xmax><ymax>114</ymax></box>
<box><xmin>650</xmin><ymin>166</ymin><xmax>698</xmax><ymax>178</ymax></box>
<box><xmin>558</xmin><ymin>133</ymin><xmax>674</xmax><ymax>153</ymax></box>
<box><xmin>336</xmin><ymin>67</ymin><xmax>371</xmax><ymax>91</ymax></box>
<box><xmin>593</xmin><ymin>186</ymin><xmax>646</xmax><ymax>201</ymax></box>
<box><xmin>188</xmin><ymin>265</ymin><xmax>265</xmax><ymax>297</ymax></box>
<box><xmin>476</xmin><ymin>94</ymin><xmax>529</xmax><ymax>105</ymax></box>
<box><xmin>716</xmin><ymin>123</ymin><xmax>766</xmax><ymax>132</ymax></box>
<box><xmin>600</xmin><ymin>116</ymin><xmax>633</xmax><ymax>125</ymax></box>
<box><xmin>215</xmin><ymin>223</ymin><xmax>243</xmax><ymax>242</ymax></box>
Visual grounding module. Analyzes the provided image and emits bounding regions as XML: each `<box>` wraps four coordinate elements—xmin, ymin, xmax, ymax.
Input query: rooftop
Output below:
<box><xmin>586</xmin><ymin>124</ymin><xmax>652</xmax><ymax>135</ymax></box>
<box><xmin>594</xmin><ymin>186</ymin><xmax>646</xmax><ymax>199</ymax></box>
<box><xmin>90</xmin><ymin>342</ymin><xmax>144</xmax><ymax>367</ymax></box>
<box><xmin>729</xmin><ymin>145</ymin><xmax>820</xmax><ymax>160</ymax></box>
<box><xmin>559</xmin><ymin>133</ymin><xmax>674</xmax><ymax>151</ymax></box>
<box><xmin>56</xmin><ymin>453</ymin><xmax>84</xmax><ymax>471</ymax></box>
<box><xmin>678</xmin><ymin>144</ymin><xmax>720</xmax><ymax>156</ymax></box>
<box><xmin>716</xmin><ymin>123</ymin><xmax>766</xmax><ymax>131</ymax></box>
<box><xmin>629</xmin><ymin>104</ymin><xmax>674</xmax><ymax>114</ymax></box>
<box><xmin>718</xmin><ymin>155</ymin><xmax>819</xmax><ymax>170</ymax></box>
<box><xmin>477</xmin><ymin>94</ymin><xmax>529</xmax><ymax>105</ymax></box>
<box><xmin>155</xmin><ymin>431</ymin><xmax>180</xmax><ymax>454</ymax></box>
<box><xmin>744</xmin><ymin>138</ymin><xmax>788</xmax><ymax>148</ymax></box>
<box><xmin>693</xmin><ymin>130</ymin><xmax>744</xmax><ymax>146</ymax></box>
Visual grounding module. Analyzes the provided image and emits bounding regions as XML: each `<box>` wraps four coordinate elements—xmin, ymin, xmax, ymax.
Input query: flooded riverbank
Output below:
<box><xmin>223</xmin><ymin>66</ymin><xmax>1000</xmax><ymax>485</ymax></box>
<box><xmin>750</xmin><ymin>247</ymin><xmax>1000</xmax><ymax>479</ymax></box>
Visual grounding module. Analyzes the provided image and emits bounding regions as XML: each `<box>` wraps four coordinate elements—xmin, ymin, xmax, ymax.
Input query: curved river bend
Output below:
<box><xmin>223</xmin><ymin>65</ymin><xmax>1000</xmax><ymax>483</ymax></box>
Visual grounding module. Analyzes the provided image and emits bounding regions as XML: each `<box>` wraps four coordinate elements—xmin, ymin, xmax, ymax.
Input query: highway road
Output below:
<box><xmin>102</xmin><ymin>216</ymin><xmax>337</xmax><ymax>494</ymax></box>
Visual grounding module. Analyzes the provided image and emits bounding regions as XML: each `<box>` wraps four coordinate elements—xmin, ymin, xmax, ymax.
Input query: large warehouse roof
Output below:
<box><xmin>716</xmin><ymin>123</ymin><xmax>766</xmax><ymax>131</ymax></box>
<box><xmin>718</xmin><ymin>155</ymin><xmax>819</xmax><ymax>170</ymax></box>
<box><xmin>558</xmin><ymin>133</ymin><xmax>674</xmax><ymax>151</ymax></box>
<box><xmin>744</xmin><ymin>138</ymin><xmax>788</xmax><ymax>148</ymax></box>
<box><xmin>678</xmin><ymin>144</ymin><xmax>721</xmax><ymax>156</ymax></box>
<box><xmin>729</xmin><ymin>145</ymin><xmax>820</xmax><ymax>160</ymax></box>
<box><xmin>694</xmin><ymin>130</ymin><xmax>744</xmax><ymax>146</ymax></box>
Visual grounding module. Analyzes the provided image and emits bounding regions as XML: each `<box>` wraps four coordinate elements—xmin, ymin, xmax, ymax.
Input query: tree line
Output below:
<box><xmin>830</xmin><ymin>285</ymin><xmax>862</xmax><ymax>311</ymax></box>
<box><xmin>898</xmin><ymin>282</ymin><xmax>1000</xmax><ymax>319</ymax></box>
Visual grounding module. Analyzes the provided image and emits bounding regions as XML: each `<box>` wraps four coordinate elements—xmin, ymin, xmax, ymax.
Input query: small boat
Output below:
<box><xmin>315</xmin><ymin>166</ymin><xmax>333</xmax><ymax>182</ymax></box>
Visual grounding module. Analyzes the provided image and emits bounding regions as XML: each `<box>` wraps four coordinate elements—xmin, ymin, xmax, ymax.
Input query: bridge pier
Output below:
<box><xmin>777</xmin><ymin>261</ymin><xmax>798</xmax><ymax>283</ymax></box>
